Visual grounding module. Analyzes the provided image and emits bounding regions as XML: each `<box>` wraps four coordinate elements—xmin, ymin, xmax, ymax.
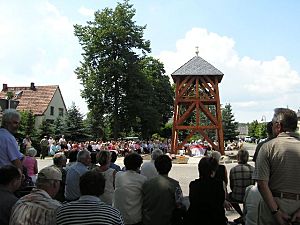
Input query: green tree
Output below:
<box><xmin>37</xmin><ymin>120</ymin><xmax>54</xmax><ymax>139</ymax></box>
<box><xmin>6</xmin><ymin>91</ymin><xmax>14</xmax><ymax>100</ymax></box>
<box><xmin>83</xmin><ymin>111</ymin><xmax>106</xmax><ymax>140</ymax></box>
<box><xmin>248</xmin><ymin>120</ymin><xmax>266</xmax><ymax>139</ymax></box>
<box><xmin>160</xmin><ymin>122</ymin><xmax>173</xmax><ymax>139</ymax></box>
<box><xmin>201</xmin><ymin>105</ymin><xmax>217</xmax><ymax>140</ymax></box>
<box><xmin>74</xmin><ymin>0</ymin><xmax>150</xmax><ymax>139</ymax></box>
<box><xmin>53</xmin><ymin>117</ymin><xmax>65</xmax><ymax>139</ymax></box>
<box><xmin>18</xmin><ymin>110</ymin><xmax>37</xmax><ymax>153</ymax></box>
<box><xmin>120</xmin><ymin>56</ymin><xmax>174</xmax><ymax>139</ymax></box>
<box><xmin>257</xmin><ymin>122</ymin><xmax>266</xmax><ymax>138</ymax></box>
<box><xmin>19</xmin><ymin>110</ymin><xmax>36</xmax><ymax>138</ymax></box>
<box><xmin>248</xmin><ymin>120</ymin><xmax>258</xmax><ymax>138</ymax></box>
<box><xmin>140</xmin><ymin>57</ymin><xmax>174</xmax><ymax>124</ymax></box>
<box><xmin>222</xmin><ymin>103</ymin><xmax>239</xmax><ymax>141</ymax></box>
<box><xmin>64</xmin><ymin>102</ymin><xmax>89</xmax><ymax>141</ymax></box>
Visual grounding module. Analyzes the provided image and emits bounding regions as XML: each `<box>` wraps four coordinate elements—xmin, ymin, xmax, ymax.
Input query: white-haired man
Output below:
<box><xmin>0</xmin><ymin>109</ymin><xmax>23</xmax><ymax>170</ymax></box>
<box><xmin>140</xmin><ymin>149</ymin><xmax>163</xmax><ymax>179</ymax></box>
<box><xmin>65</xmin><ymin>150</ymin><xmax>91</xmax><ymax>201</ymax></box>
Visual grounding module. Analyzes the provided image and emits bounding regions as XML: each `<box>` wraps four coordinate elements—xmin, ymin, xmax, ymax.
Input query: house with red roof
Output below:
<box><xmin>0</xmin><ymin>82</ymin><xmax>67</xmax><ymax>128</ymax></box>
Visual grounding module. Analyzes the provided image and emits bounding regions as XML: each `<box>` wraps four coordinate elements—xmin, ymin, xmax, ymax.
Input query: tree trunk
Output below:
<box><xmin>113</xmin><ymin>78</ymin><xmax>120</xmax><ymax>140</ymax></box>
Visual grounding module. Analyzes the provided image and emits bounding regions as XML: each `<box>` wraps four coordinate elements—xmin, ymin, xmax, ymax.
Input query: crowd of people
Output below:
<box><xmin>36</xmin><ymin>137</ymin><xmax>171</xmax><ymax>158</ymax></box>
<box><xmin>1</xmin><ymin>107</ymin><xmax>300</xmax><ymax>225</ymax></box>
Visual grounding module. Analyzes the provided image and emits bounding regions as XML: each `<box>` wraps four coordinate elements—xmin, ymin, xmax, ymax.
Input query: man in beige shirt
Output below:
<box><xmin>253</xmin><ymin>108</ymin><xmax>300</xmax><ymax>225</ymax></box>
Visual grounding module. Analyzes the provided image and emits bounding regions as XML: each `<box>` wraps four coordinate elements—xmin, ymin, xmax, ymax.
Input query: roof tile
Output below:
<box><xmin>0</xmin><ymin>85</ymin><xmax>59</xmax><ymax>115</ymax></box>
<box><xmin>171</xmin><ymin>56</ymin><xmax>224</xmax><ymax>82</ymax></box>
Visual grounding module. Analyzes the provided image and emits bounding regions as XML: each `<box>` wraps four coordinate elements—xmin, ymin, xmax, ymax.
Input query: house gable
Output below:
<box><xmin>0</xmin><ymin>83</ymin><xmax>58</xmax><ymax>115</ymax></box>
<box><xmin>43</xmin><ymin>87</ymin><xmax>67</xmax><ymax>120</ymax></box>
<box><xmin>0</xmin><ymin>83</ymin><xmax>67</xmax><ymax>128</ymax></box>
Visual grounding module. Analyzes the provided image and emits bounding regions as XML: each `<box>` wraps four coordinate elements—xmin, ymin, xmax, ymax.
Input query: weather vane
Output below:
<box><xmin>195</xmin><ymin>46</ymin><xmax>199</xmax><ymax>56</ymax></box>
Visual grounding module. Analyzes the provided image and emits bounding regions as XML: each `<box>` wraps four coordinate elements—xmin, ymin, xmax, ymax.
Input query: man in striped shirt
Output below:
<box><xmin>56</xmin><ymin>170</ymin><xmax>124</xmax><ymax>225</ymax></box>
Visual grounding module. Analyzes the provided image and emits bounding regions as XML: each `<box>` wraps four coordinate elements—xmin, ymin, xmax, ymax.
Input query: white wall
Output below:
<box><xmin>34</xmin><ymin>115</ymin><xmax>44</xmax><ymax>129</ymax></box>
<box><xmin>35</xmin><ymin>88</ymin><xmax>66</xmax><ymax>128</ymax></box>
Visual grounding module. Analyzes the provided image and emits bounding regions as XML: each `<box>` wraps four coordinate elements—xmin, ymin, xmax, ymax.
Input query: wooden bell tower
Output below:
<box><xmin>171</xmin><ymin>53</ymin><xmax>225</xmax><ymax>155</ymax></box>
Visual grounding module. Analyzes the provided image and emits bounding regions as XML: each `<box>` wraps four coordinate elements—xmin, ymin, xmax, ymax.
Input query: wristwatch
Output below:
<box><xmin>271</xmin><ymin>207</ymin><xmax>280</xmax><ymax>215</ymax></box>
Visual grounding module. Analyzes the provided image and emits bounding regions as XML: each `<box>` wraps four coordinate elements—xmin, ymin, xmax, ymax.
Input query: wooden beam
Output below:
<box><xmin>196</xmin><ymin>77</ymin><xmax>200</xmax><ymax>125</ymax></box>
<box><xmin>178</xmin><ymin>76</ymin><xmax>190</xmax><ymax>91</ymax></box>
<box><xmin>176</xmin><ymin>102</ymin><xmax>196</xmax><ymax>125</ymax></box>
<box><xmin>171</xmin><ymin>129</ymin><xmax>179</xmax><ymax>154</ymax></box>
<box><xmin>171</xmin><ymin>80</ymin><xmax>181</xmax><ymax>154</ymax></box>
<box><xmin>196</xmin><ymin>77</ymin><xmax>199</xmax><ymax>99</ymax></box>
<box><xmin>198</xmin><ymin>129</ymin><xmax>219</xmax><ymax>150</ymax></box>
<box><xmin>178</xmin><ymin>76</ymin><xmax>196</xmax><ymax>98</ymax></box>
<box><xmin>199</xmin><ymin>76</ymin><xmax>216</xmax><ymax>98</ymax></box>
<box><xmin>203</xmin><ymin>76</ymin><xmax>216</xmax><ymax>90</ymax></box>
<box><xmin>175</xmin><ymin>125</ymin><xmax>217</xmax><ymax>130</ymax></box>
<box><xmin>196</xmin><ymin>102</ymin><xmax>200</xmax><ymax>126</ymax></box>
<box><xmin>198</xmin><ymin>102</ymin><xmax>218</xmax><ymax>125</ymax></box>
<box><xmin>176</xmin><ymin>130</ymin><xmax>196</xmax><ymax>151</ymax></box>
<box><xmin>214</xmin><ymin>78</ymin><xmax>224</xmax><ymax>155</ymax></box>
<box><xmin>177</xmin><ymin>99</ymin><xmax>217</xmax><ymax>104</ymax></box>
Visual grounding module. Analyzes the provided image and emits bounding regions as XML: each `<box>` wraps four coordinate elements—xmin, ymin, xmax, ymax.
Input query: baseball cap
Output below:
<box><xmin>37</xmin><ymin>166</ymin><xmax>62</xmax><ymax>181</ymax></box>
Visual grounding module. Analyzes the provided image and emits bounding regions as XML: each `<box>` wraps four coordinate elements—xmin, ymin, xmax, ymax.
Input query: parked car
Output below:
<box><xmin>244</xmin><ymin>136</ymin><xmax>252</xmax><ymax>142</ymax></box>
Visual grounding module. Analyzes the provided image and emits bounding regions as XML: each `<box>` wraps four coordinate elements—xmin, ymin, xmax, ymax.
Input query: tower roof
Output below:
<box><xmin>171</xmin><ymin>56</ymin><xmax>224</xmax><ymax>82</ymax></box>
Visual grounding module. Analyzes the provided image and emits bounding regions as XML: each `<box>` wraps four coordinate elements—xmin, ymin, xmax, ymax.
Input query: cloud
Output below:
<box><xmin>234</xmin><ymin>101</ymin><xmax>258</xmax><ymax>108</ymax></box>
<box><xmin>158</xmin><ymin>27</ymin><xmax>300</xmax><ymax>122</ymax></box>
<box><xmin>244</xmin><ymin>56</ymin><xmax>300</xmax><ymax>94</ymax></box>
<box><xmin>78</xmin><ymin>6</ymin><xmax>95</xmax><ymax>17</ymax></box>
<box><xmin>0</xmin><ymin>1</ymin><xmax>88</xmax><ymax>115</ymax></box>
<box><xmin>1</xmin><ymin>1</ymin><xmax>299</xmax><ymax>123</ymax></box>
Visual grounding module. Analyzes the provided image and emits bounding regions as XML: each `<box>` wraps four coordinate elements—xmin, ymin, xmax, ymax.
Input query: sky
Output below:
<box><xmin>1</xmin><ymin>0</ymin><xmax>300</xmax><ymax>123</ymax></box>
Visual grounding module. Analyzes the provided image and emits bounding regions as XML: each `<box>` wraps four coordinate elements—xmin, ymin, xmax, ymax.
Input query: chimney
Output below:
<box><xmin>30</xmin><ymin>82</ymin><xmax>36</xmax><ymax>91</ymax></box>
<box><xmin>2</xmin><ymin>84</ymin><xmax>8</xmax><ymax>91</ymax></box>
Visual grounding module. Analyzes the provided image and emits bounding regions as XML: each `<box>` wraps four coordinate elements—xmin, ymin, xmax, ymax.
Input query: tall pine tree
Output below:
<box><xmin>53</xmin><ymin>117</ymin><xmax>66</xmax><ymax>139</ymax></box>
<box><xmin>120</xmin><ymin>56</ymin><xmax>174</xmax><ymax>139</ymax></box>
<box><xmin>222</xmin><ymin>103</ymin><xmax>239</xmax><ymax>141</ymax></box>
<box><xmin>74</xmin><ymin>0</ymin><xmax>150</xmax><ymax>139</ymax></box>
<box><xmin>64</xmin><ymin>102</ymin><xmax>89</xmax><ymax>141</ymax></box>
<box><xmin>18</xmin><ymin>110</ymin><xmax>36</xmax><ymax>140</ymax></box>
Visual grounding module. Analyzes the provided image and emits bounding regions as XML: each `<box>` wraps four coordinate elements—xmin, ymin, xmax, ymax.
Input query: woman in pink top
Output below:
<box><xmin>22</xmin><ymin>147</ymin><xmax>38</xmax><ymax>184</ymax></box>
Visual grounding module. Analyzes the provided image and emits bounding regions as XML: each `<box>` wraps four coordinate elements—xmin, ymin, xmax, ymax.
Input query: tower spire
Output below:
<box><xmin>195</xmin><ymin>46</ymin><xmax>199</xmax><ymax>56</ymax></box>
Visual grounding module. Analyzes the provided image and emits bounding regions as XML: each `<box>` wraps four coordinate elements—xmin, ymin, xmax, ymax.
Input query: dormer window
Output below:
<box><xmin>15</xmin><ymin>90</ymin><xmax>23</xmax><ymax>99</ymax></box>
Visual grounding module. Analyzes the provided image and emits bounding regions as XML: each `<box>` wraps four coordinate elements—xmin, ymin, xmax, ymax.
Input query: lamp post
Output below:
<box><xmin>261</xmin><ymin>115</ymin><xmax>267</xmax><ymax>139</ymax></box>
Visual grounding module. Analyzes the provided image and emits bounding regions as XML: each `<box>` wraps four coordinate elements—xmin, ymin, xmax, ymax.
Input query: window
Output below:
<box><xmin>46</xmin><ymin>119</ymin><xmax>54</xmax><ymax>124</ymax></box>
<box><xmin>50</xmin><ymin>106</ymin><xmax>54</xmax><ymax>116</ymax></box>
<box><xmin>59</xmin><ymin>108</ymin><xmax>64</xmax><ymax>117</ymax></box>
